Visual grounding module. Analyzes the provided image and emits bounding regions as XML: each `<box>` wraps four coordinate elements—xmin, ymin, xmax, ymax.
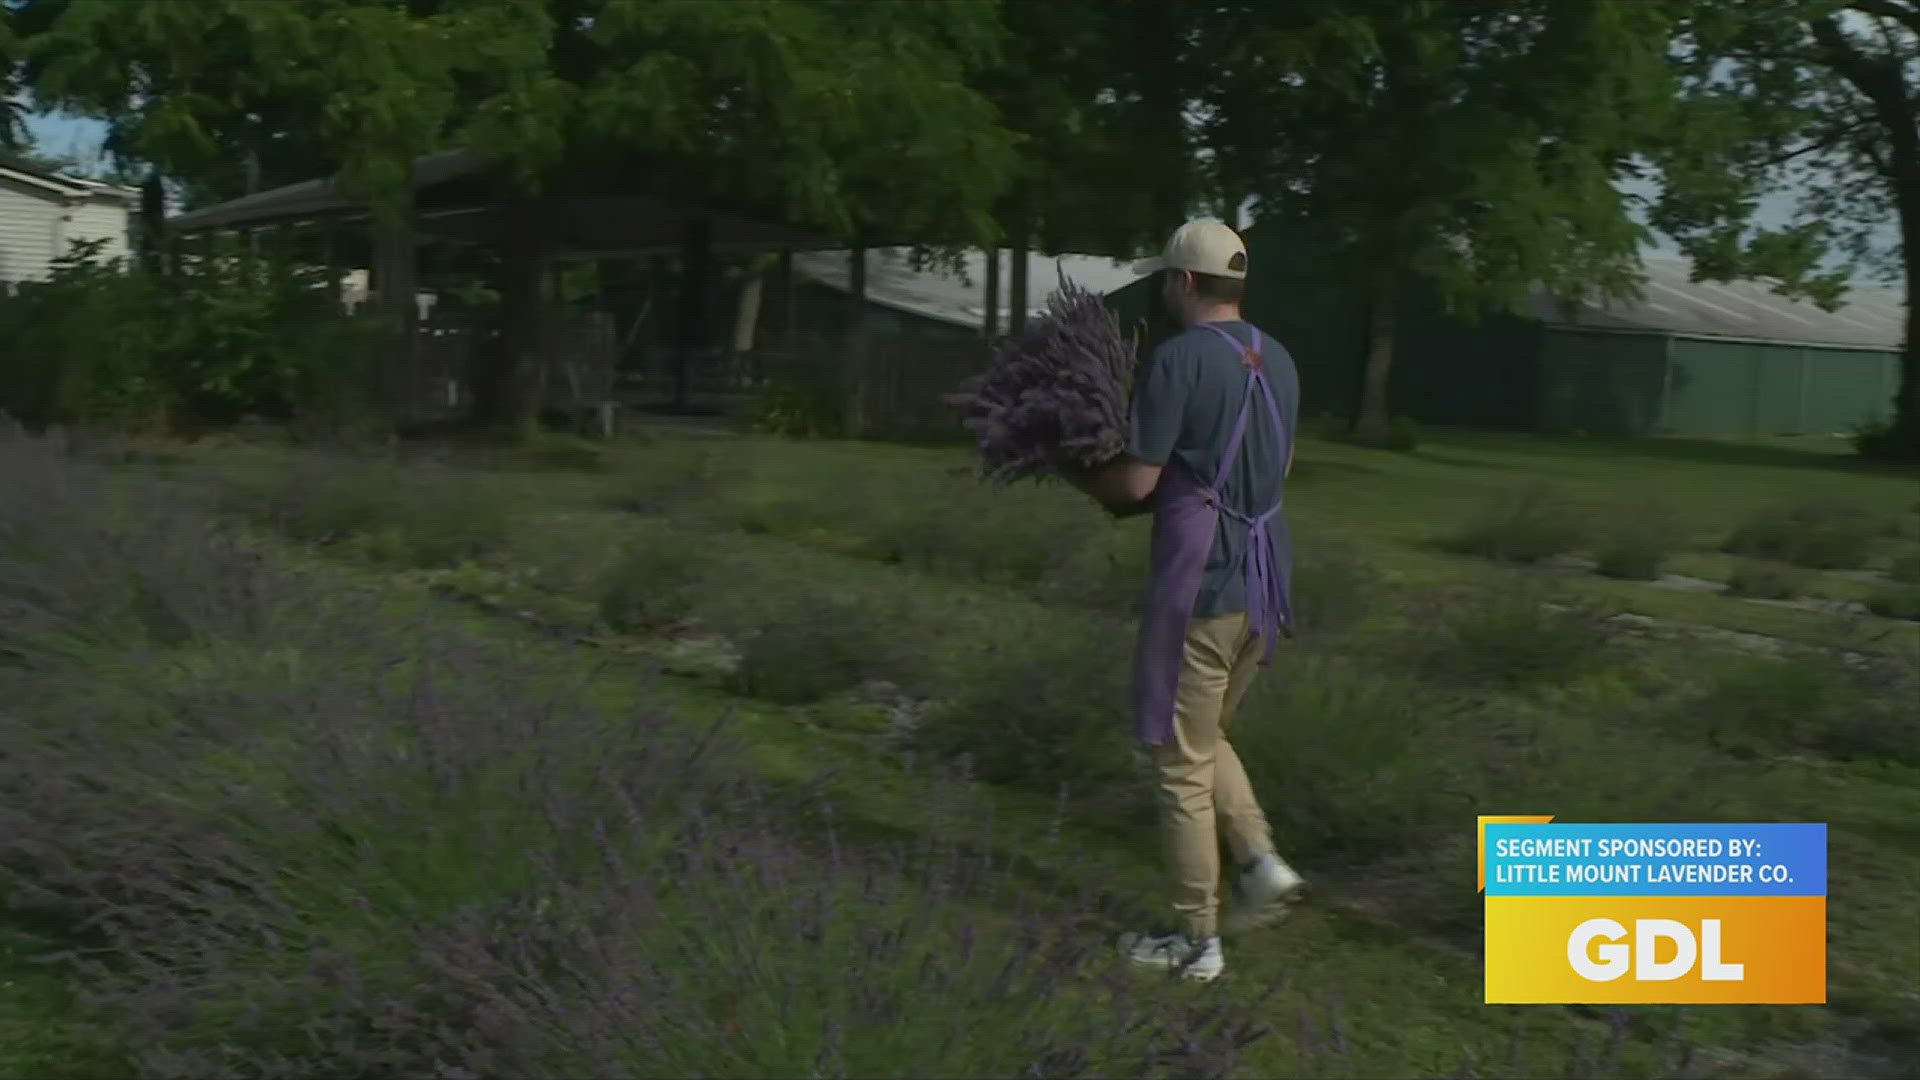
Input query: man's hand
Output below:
<box><xmin>1057</xmin><ymin>453</ymin><xmax>1162</xmax><ymax>516</ymax></box>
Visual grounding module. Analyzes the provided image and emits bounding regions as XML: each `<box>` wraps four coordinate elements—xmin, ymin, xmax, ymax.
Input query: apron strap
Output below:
<box><xmin>1200</xmin><ymin>323</ymin><xmax>1263</xmax><ymax>494</ymax></box>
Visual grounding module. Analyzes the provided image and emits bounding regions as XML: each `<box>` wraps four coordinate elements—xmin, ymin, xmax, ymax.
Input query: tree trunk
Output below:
<box><xmin>470</xmin><ymin>196</ymin><xmax>550</xmax><ymax>439</ymax></box>
<box><xmin>983</xmin><ymin>245</ymin><xmax>1000</xmax><ymax>340</ymax></box>
<box><xmin>1886</xmin><ymin>104</ymin><xmax>1920</xmax><ymax>459</ymax></box>
<box><xmin>1351</xmin><ymin>264</ymin><xmax>1398</xmax><ymax>445</ymax></box>
<box><xmin>371</xmin><ymin>211</ymin><xmax>419</xmax><ymax>423</ymax></box>
<box><xmin>140</xmin><ymin>172</ymin><xmax>168</xmax><ymax>275</ymax></box>
<box><xmin>1809</xmin><ymin>13</ymin><xmax>1920</xmax><ymax>460</ymax></box>
<box><xmin>1008</xmin><ymin>228</ymin><xmax>1030</xmax><ymax>335</ymax></box>
<box><xmin>672</xmin><ymin>214</ymin><xmax>714</xmax><ymax>411</ymax></box>
<box><xmin>846</xmin><ymin>238</ymin><xmax>869</xmax><ymax>437</ymax></box>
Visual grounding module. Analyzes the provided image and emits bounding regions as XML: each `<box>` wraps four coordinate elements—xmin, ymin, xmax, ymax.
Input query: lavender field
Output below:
<box><xmin>2</xmin><ymin>422</ymin><xmax>1916</xmax><ymax>1078</ymax></box>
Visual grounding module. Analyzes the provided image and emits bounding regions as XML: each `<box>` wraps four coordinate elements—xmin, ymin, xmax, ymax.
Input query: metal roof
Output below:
<box><xmin>793</xmin><ymin>247</ymin><xmax>1141</xmax><ymax>331</ymax></box>
<box><xmin>1532</xmin><ymin>255</ymin><xmax>1904</xmax><ymax>351</ymax></box>
<box><xmin>0</xmin><ymin>156</ymin><xmax>138</xmax><ymax>204</ymax></box>
<box><xmin>166</xmin><ymin>149</ymin><xmax>487</xmax><ymax>231</ymax></box>
<box><xmin>164</xmin><ymin>148</ymin><xmax>840</xmax><ymax>253</ymax></box>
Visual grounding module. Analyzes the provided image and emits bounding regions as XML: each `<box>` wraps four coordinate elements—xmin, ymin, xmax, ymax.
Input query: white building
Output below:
<box><xmin>0</xmin><ymin>158</ymin><xmax>138</xmax><ymax>286</ymax></box>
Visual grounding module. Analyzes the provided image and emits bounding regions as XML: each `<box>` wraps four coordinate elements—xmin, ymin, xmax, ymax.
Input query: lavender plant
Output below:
<box><xmin>2</xmin><ymin>425</ymin><xmax>1288</xmax><ymax>1079</ymax></box>
<box><xmin>948</xmin><ymin>274</ymin><xmax>1137</xmax><ymax>483</ymax></box>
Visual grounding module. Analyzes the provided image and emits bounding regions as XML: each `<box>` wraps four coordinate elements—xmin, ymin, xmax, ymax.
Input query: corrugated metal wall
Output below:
<box><xmin>1536</xmin><ymin>329</ymin><xmax>1668</xmax><ymax>436</ymax></box>
<box><xmin>1660</xmin><ymin>338</ymin><xmax>1898</xmax><ymax>437</ymax></box>
<box><xmin>1107</xmin><ymin>266</ymin><xmax>1544</xmax><ymax>429</ymax></box>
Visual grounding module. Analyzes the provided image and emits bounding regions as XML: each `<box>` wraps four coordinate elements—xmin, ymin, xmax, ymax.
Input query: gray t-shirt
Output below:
<box><xmin>1126</xmin><ymin>319</ymin><xmax>1299</xmax><ymax>618</ymax></box>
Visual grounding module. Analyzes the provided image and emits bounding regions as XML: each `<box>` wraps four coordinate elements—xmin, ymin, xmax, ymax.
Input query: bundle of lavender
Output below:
<box><xmin>948</xmin><ymin>273</ymin><xmax>1139</xmax><ymax>483</ymax></box>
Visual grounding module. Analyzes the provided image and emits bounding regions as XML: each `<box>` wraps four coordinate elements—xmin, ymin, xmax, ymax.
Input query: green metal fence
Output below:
<box><xmin>1538</xmin><ymin>330</ymin><xmax>1900</xmax><ymax>438</ymax></box>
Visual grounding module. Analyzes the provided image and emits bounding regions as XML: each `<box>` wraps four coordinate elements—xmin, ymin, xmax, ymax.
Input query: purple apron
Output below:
<box><xmin>1132</xmin><ymin>323</ymin><xmax>1293</xmax><ymax>746</ymax></box>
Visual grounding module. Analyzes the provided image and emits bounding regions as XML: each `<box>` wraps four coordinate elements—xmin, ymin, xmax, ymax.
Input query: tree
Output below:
<box><xmin>960</xmin><ymin>0</ymin><xmax>1207</xmax><ymax>337</ymax></box>
<box><xmin>1</xmin><ymin>7</ymin><xmax>27</xmax><ymax>152</ymax></box>
<box><xmin>13</xmin><ymin>0</ymin><xmax>1021</xmax><ymax>435</ymax></box>
<box><xmin>1650</xmin><ymin>0</ymin><xmax>1918</xmax><ymax>459</ymax></box>
<box><xmin>1197</xmin><ymin>0</ymin><xmax>1683</xmax><ymax>444</ymax></box>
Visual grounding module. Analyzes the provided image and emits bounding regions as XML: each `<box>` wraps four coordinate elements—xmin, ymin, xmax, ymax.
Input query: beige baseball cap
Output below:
<box><xmin>1132</xmin><ymin>218</ymin><xmax>1248</xmax><ymax>279</ymax></box>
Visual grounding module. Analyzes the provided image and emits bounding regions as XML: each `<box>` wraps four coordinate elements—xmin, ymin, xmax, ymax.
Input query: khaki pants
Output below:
<box><xmin>1151</xmin><ymin>610</ymin><xmax>1276</xmax><ymax>940</ymax></box>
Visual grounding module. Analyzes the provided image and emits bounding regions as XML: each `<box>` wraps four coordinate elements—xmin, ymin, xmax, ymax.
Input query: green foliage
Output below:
<box><xmin>1594</xmin><ymin>498</ymin><xmax>1685</xmax><ymax>580</ymax></box>
<box><xmin>221</xmin><ymin>456</ymin><xmax>510</xmax><ymax>569</ymax></box>
<box><xmin>868</xmin><ymin>479</ymin><xmax>1098</xmax><ymax>588</ymax></box>
<box><xmin>1650</xmin><ymin>1</ymin><xmax>1909</xmax><ymax>301</ymax></box>
<box><xmin>1232</xmin><ymin>656</ymin><xmax>1459</xmax><ymax>864</ymax></box>
<box><xmin>731</xmin><ymin>593</ymin><xmax>924</xmax><ymax>706</ymax></box>
<box><xmin>1409</xmin><ymin>584</ymin><xmax>1617</xmax><ymax>687</ymax></box>
<box><xmin>0</xmin><ymin>239</ymin><xmax>385</xmax><ymax>430</ymax></box>
<box><xmin>1865</xmin><ymin>583</ymin><xmax>1920</xmax><ymax>622</ymax></box>
<box><xmin>597</xmin><ymin>536</ymin><xmax>723</xmax><ymax>634</ymax></box>
<box><xmin>1889</xmin><ymin>551</ymin><xmax>1920</xmax><ymax>585</ymax></box>
<box><xmin>0</xmin><ymin>240</ymin><xmax>170</xmax><ymax>425</ymax></box>
<box><xmin>1680</xmin><ymin>653</ymin><xmax>1920</xmax><ymax>765</ymax></box>
<box><xmin>1682</xmin><ymin>654</ymin><xmax>1852</xmax><ymax>757</ymax></box>
<box><xmin>1649</xmin><ymin>2</ymin><xmax>1917</xmax><ymax>455</ymax></box>
<box><xmin>912</xmin><ymin>620</ymin><xmax>1139</xmax><ymax>804</ymax></box>
<box><xmin>1723</xmin><ymin>497</ymin><xmax>1883</xmax><ymax>569</ymax></box>
<box><xmin>752</xmin><ymin>370</ymin><xmax>847</xmax><ymax>440</ymax></box>
<box><xmin>1724</xmin><ymin>559</ymin><xmax>1803</xmax><ymax>599</ymax></box>
<box><xmin>1199</xmin><ymin>1</ymin><xmax>1674</xmax><ymax>319</ymax></box>
<box><xmin>1448</xmin><ymin>484</ymin><xmax>1587</xmax><ymax>563</ymax></box>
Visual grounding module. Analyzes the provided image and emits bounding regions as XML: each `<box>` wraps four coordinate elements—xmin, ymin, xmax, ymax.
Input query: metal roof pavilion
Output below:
<box><xmin>1531</xmin><ymin>255</ymin><xmax>1903</xmax><ymax>351</ymax></box>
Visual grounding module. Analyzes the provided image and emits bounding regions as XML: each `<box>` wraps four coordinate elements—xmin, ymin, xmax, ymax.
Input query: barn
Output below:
<box><xmin>785</xmin><ymin>246</ymin><xmax>1138</xmax><ymax>340</ymax></box>
<box><xmin>0</xmin><ymin>157</ymin><xmax>137</xmax><ymax>287</ymax></box>
<box><xmin>1106</xmin><ymin>230</ymin><xmax>1906</xmax><ymax>440</ymax></box>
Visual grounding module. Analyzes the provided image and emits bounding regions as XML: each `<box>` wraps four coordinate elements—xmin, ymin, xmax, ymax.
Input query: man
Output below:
<box><xmin>1059</xmin><ymin>218</ymin><xmax>1305</xmax><ymax>983</ymax></box>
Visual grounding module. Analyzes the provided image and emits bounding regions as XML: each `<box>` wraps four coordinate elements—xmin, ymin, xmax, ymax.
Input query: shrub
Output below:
<box><xmin>597</xmin><ymin>534</ymin><xmax>727</xmax><ymax>633</ymax></box>
<box><xmin>1723</xmin><ymin>498</ymin><xmax>1883</xmax><ymax>570</ymax></box>
<box><xmin>730</xmin><ymin>593</ymin><xmax>927</xmax><ymax>705</ymax></box>
<box><xmin>753</xmin><ymin>364</ymin><xmax>846</xmax><ymax>439</ymax></box>
<box><xmin>1593</xmin><ymin>499</ymin><xmax>1684</xmax><ymax>581</ymax></box>
<box><xmin>912</xmin><ymin>620</ymin><xmax>1140</xmax><ymax>809</ymax></box>
<box><xmin>1680</xmin><ymin>654</ymin><xmax>1854</xmax><ymax>758</ymax></box>
<box><xmin>1408</xmin><ymin>583</ymin><xmax>1617</xmax><ymax>687</ymax></box>
<box><xmin>870</xmin><ymin>477</ymin><xmax>1097</xmax><ymax>587</ymax></box>
<box><xmin>1848</xmin><ymin>414</ymin><xmax>1918</xmax><ymax>462</ymax></box>
<box><xmin>1679</xmin><ymin>653</ymin><xmax>1920</xmax><ymax>766</ymax></box>
<box><xmin>1231</xmin><ymin>656</ymin><xmax>1461</xmax><ymax>865</ymax></box>
<box><xmin>1448</xmin><ymin>484</ymin><xmax>1586</xmax><ymax>563</ymax></box>
<box><xmin>0</xmin><ymin>239</ymin><xmax>391</xmax><ymax>431</ymax></box>
<box><xmin>1865</xmin><ymin>583</ymin><xmax>1920</xmax><ymax>622</ymax></box>
<box><xmin>1887</xmin><ymin>552</ymin><xmax>1920</xmax><ymax>585</ymax></box>
<box><xmin>0</xmin><ymin>240</ymin><xmax>171</xmax><ymax>427</ymax></box>
<box><xmin>1724</xmin><ymin>560</ymin><xmax>1803</xmax><ymax>600</ymax></box>
<box><xmin>220</xmin><ymin>454</ymin><xmax>510</xmax><ymax>568</ymax></box>
<box><xmin>613</xmin><ymin>445</ymin><xmax>748</xmax><ymax>520</ymax></box>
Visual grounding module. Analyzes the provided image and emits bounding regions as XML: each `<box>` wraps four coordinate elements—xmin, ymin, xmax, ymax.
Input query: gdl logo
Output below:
<box><xmin>1566</xmin><ymin>918</ymin><xmax>1743</xmax><ymax>982</ymax></box>
<box><xmin>1480</xmin><ymin>820</ymin><xmax>1826</xmax><ymax>1004</ymax></box>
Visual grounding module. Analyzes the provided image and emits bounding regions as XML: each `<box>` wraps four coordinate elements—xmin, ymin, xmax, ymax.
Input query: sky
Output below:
<box><xmin>21</xmin><ymin>111</ymin><xmax>1904</xmax><ymax>289</ymax></box>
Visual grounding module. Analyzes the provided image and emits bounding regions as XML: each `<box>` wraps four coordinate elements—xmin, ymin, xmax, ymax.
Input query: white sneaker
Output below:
<box><xmin>1220</xmin><ymin>853</ymin><xmax>1306</xmax><ymax>937</ymax></box>
<box><xmin>1119</xmin><ymin>929</ymin><xmax>1225</xmax><ymax>982</ymax></box>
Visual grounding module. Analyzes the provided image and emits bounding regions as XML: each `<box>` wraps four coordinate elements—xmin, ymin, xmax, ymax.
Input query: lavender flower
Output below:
<box><xmin>947</xmin><ymin>272</ymin><xmax>1139</xmax><ymax>483</ymax></box>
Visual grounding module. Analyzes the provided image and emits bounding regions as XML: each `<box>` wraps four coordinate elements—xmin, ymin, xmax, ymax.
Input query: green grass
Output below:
<box><xmin>15</xmin><ymin>423</ymin><xmax>1920</xmax><ymax>1078</ymax></box>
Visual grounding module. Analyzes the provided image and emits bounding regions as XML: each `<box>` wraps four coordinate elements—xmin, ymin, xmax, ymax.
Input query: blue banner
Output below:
<box><xmin>1483</xmin><ymin>823</ymin><xmax>1826</xmax><ymax>897</ymax></box>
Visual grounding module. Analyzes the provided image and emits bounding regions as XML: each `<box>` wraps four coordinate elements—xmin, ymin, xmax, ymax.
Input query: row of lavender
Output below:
<box><xmin>0</xmin><ymin>425</ymin><xmax>1266</xmax><ymax>1078</ymax></box>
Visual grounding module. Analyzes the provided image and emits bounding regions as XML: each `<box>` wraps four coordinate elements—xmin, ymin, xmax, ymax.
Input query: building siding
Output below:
<box><xmin>0</xmin><ymin>178</ymin><xmax>64</xmax><ymax>285</ymax></box>
<box><xmin>0</xmin><ymin>172</ymin><xmax>134</xmax><ymax>285</ymax></box>
<box><xmin>64</xmin><ymin>200</ymin><xmax>132</xmax><ymax>262</ymax></box>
